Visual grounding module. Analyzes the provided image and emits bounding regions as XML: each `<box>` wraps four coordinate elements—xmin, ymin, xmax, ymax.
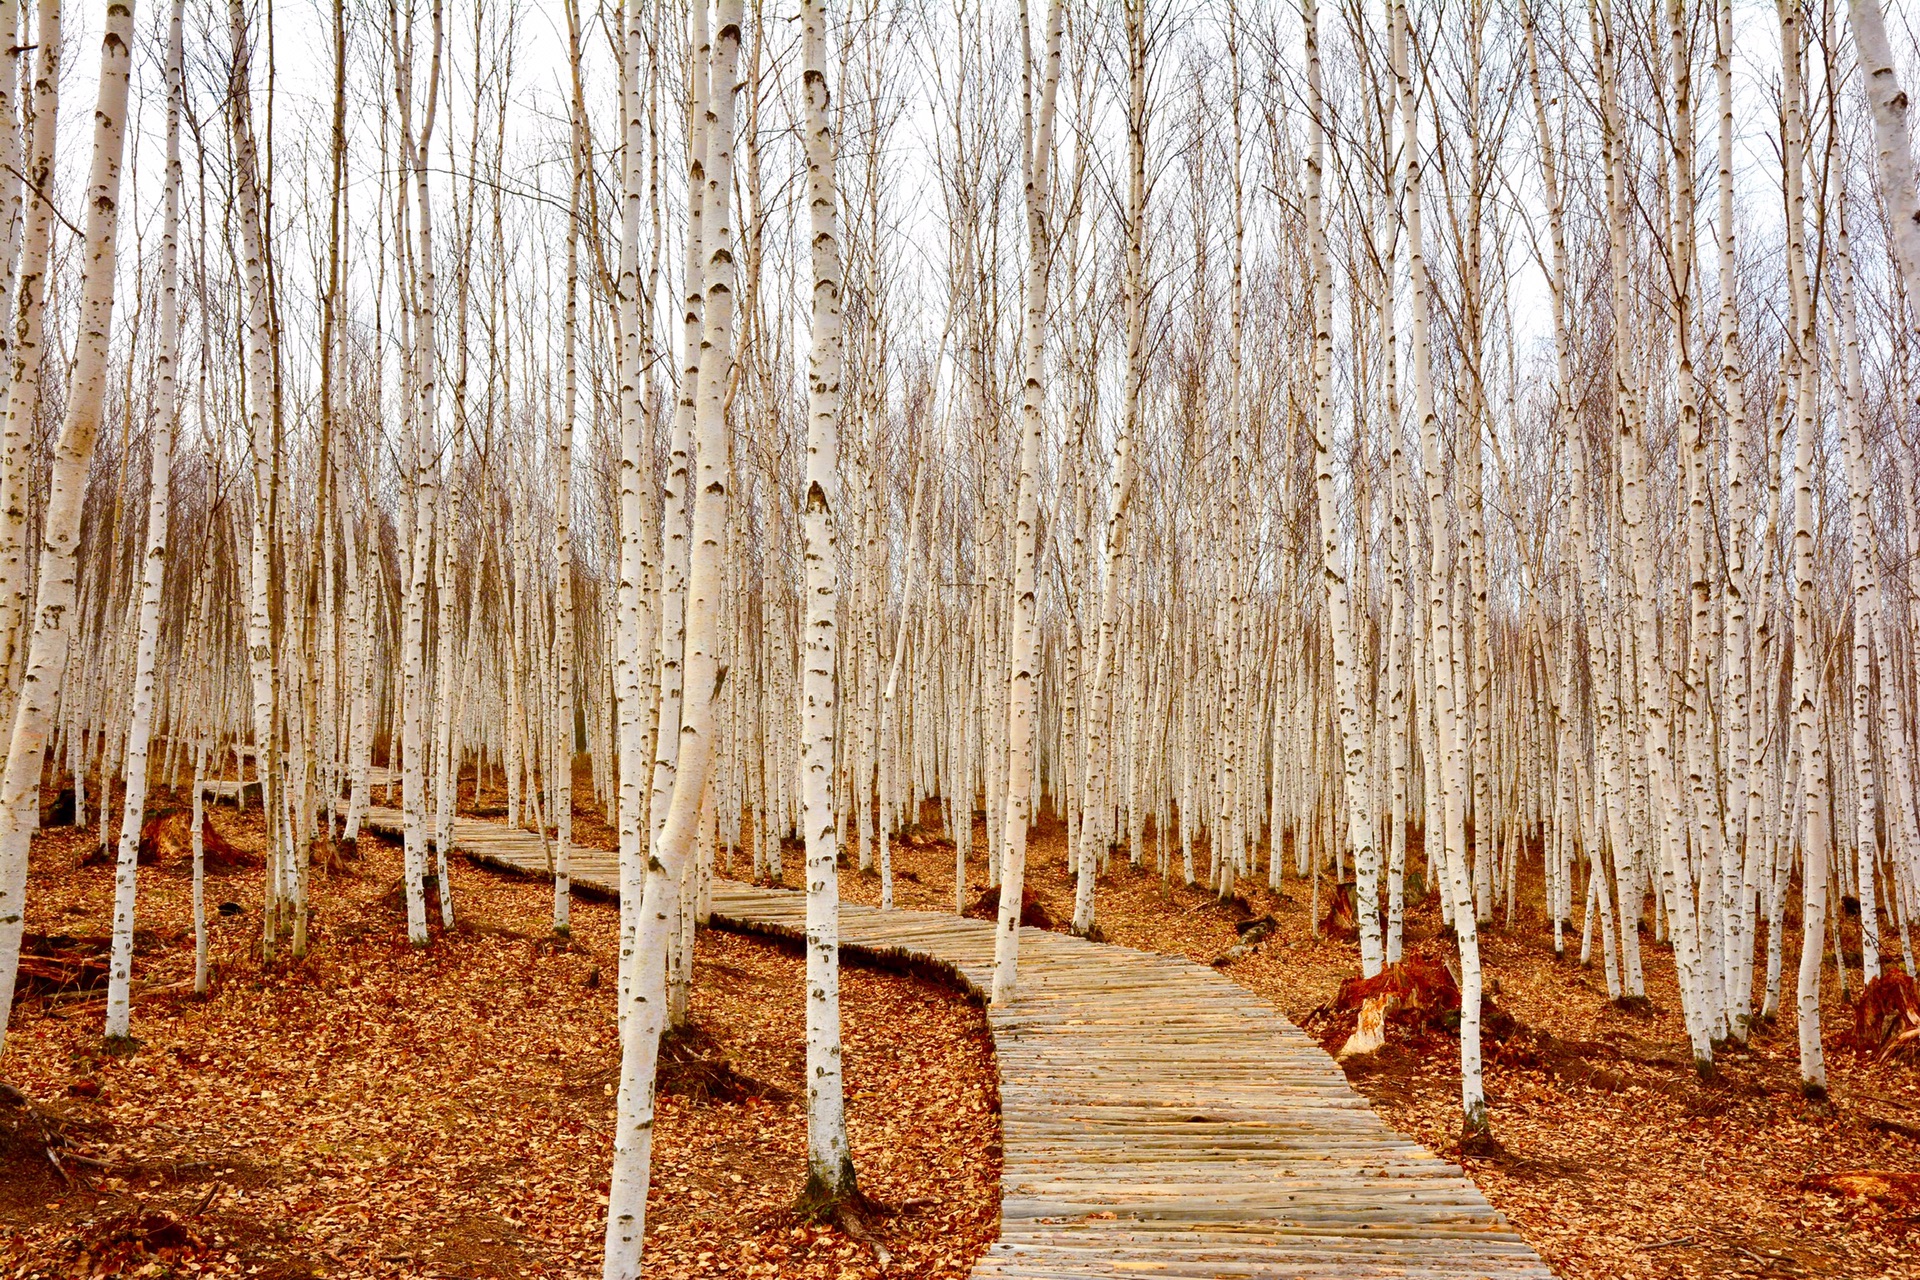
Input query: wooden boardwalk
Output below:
<box><xmin>360</xmin><ymin>805</ymin><xmax>1555</xmax><ymax>1278</ymax></box>
<box><xmin>198</xmin><ymin>779</ymin><xmax>259</xmax><ymax>804</ymax></box>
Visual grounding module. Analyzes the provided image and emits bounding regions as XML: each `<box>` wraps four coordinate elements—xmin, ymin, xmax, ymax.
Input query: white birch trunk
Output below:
<box><xmin>106</xmin><ymin>0</ymin><xmax>184</xmax><ymax>1040</ymax></box>
<box><xmin>554</xmin><ymin>0</ymin><xmax>589</xmax><ymax>938</ymax></box>
<box><xmin>799</xmin><ymin>0</ymin><xmax>852</xmax><ymax>1183</ymax></box>
<box><xmin>604</xmin><ymin>5</ymin><xmax>741</xmax><ymax>1274</ymax></box>
<box><xmin>0</xmin><ymin>0</ymin><xmax>133</xmax><ymax>1053</ymax></box>
<box><xmin>1073</xmin><ymin>0</ymin><xmax>1145</xmax><ymax>937</ymax></box>
<box><xmin>1832</xmin><ymin>211</ymin><xmax>1882</xmax><ymax>984</ymax></box>
<box><xmin>990</xmin><ymin>0</ymin><xmax>1067</xmax><ymax>1008</ymax></box>
<box><xmin>395</xmin><ymin>0</ymin><xmax>445</xmax><ymax>947</ymax></box>
<box><xmin>0</xmin><ymin>0</ymin><xmax>55</xmax><ymax>708</ymax></box>
<box><xmin>1779</xmin><ymin>0</ymin><xmax>1828</xmax><ymax>1094</ymax></box>
<box><xmin>1306</xmin><ymin>0</ymin><xmax>1381</xmax><ymax>978</ymax></box>
<box><xmin>1396</xmin><ymin>0</ymin><xmax>1485</xmax><ymax>1135</ymax></box>
<box><xmin>430</xmin><ymin>486</ymin><xmax>457</xmax><ymax>928</ymax></box>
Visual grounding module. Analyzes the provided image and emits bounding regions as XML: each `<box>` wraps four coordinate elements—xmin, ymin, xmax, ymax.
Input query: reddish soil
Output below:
<box><xmin>32</xmin><ymin>754</ymin><xmax>1909</xmax><ymax>1280</ymax></box>
<box><xmin>1</xmin><ymin>788</ymin><xmax>1000</xmax><ymax>1280</ymax></box>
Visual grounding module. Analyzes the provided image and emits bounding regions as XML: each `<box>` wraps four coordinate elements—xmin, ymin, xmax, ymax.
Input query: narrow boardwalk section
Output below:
<box><xmin>360</xmin><ymin>805</ymin><xmax>1554</xmax><ymax>1278</ymax></box>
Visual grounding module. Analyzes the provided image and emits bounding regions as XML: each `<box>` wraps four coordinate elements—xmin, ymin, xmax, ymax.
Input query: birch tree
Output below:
<box><xmin>0</xmin><ymin>0</ymin><xmax>135</xmax><ymax>1053</ymax></box>
<box><xmin>106</xmin><ymin>0</ymin><xmax>186</xmax><ymax>1041</ymax></box>
<box><xmin>990</xmin><ymin>0</ymin><xmax>1067</xmax><ymax>1008</ymax></box>
<box><xmin>798</xmin><ymin>0</ymin><xmax>857</xmax><ymax>1209</ymax></box>
<box><xmin>604</xmin><ymin>4</ymin><xmax>744</xmax><ymax>1273</ymax></box>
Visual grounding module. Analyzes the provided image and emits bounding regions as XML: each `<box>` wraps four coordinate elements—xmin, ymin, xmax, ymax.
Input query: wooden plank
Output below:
<box><xmin>361</xmin><ymin>806</ymin><xmax>1555</xmax><ymax>1278</ymax></box>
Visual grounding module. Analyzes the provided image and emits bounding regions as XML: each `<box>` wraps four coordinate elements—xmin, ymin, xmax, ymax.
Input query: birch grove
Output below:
<box><xmin>0</xmin><ymin>0</ymin><xmax>1915</xmax><ymax>1272</ymax></box>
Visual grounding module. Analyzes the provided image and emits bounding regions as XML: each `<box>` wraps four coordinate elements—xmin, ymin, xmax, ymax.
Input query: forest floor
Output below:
<box><xmin>761</xmin><ymin>807</ymin><xmax>1920</xmax><ymax>1280</ymax></box>
<box><xmin>14</xmin><ymin>769</ymin><xmax>1917</xmax><ymax>1280</ymax></box>
<box><xmin>0</xmin><ymin>790</ymin><xmax>1000</xmax><ymax>1280</ymax></box>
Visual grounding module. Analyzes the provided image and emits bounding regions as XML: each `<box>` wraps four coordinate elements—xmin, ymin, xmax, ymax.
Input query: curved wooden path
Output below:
<box><xmin>360</xmin><ymin>805</ymin><xmax>1555</xmax><ymax>1278</ymax></box>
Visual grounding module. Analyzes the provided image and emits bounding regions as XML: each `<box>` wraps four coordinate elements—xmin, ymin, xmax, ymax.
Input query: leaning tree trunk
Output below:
<box><xmin>604</xmin><ymin>4</ymin><xmax>740</xmax><ymax>1275</ymax></box>
<box><xmin>1850</xmin><ymin>0</ymin><xmax>1920</xmax><ymax>324</ymax></box>
<box><xmin>0</xmin><ymin>0</ymin><xmax>134</xmax><ymax>1055</ymax></box>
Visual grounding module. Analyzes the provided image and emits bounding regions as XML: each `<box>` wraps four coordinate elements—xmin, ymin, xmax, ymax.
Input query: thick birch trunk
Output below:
<box><xmin>394</xmin><ymin>0</ymin><xmax>445</xmax><ymax>947</ymax></box>
<box><xmin>798</xmin><ymin>0</ymin><xmax>853</xmax><ymax>1179</ymax></box>
<box><xmin>0</xmin><ymin>0</ymin><xmax>132</xmax><ymax>1053</ymax></box>
<box><xmin>1711</xmin><ymin>0</ymin><xmax>1755</xmax><ymax>1038</ymax></box>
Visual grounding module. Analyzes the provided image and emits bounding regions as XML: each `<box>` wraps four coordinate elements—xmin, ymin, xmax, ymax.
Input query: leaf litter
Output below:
<box><xmin>3</xmin><ymin>784</ymin><xmax>1000</xmax><ymax>1280</ymax></box>
<box><xmin>809</xmin><ymin>805</ymin><xmax>1920</xmax><ymax>1280</ymax></box>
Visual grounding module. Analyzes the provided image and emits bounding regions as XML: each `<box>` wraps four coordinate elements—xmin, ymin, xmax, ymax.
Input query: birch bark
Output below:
<box><xmin>604</xmin><ymin>6</ymin><xmax>742</xmax><ymax>1274</ymax></box>
<box><xmin>0</xmin><ymin>0</ymin><xmax>55</xmax><ymax>707</ymax></box>
<box><xmin>990</xmin><ymin>0</ymin><xmax>1066</xmax><ymax>1008</ymax></box>
<box><xmin>106</xmin><ymin>0</ymin><xmax>184</xmax><ymax>1040</ymax></box>
<box><xmin>1306</xmin><ymin>0</ymin><xmax>1382</xmax><ymax>978</ymax></box>
<box><xmin>1832</xmin><ymin>207</ymin><xmax>1882</xmax><ymax>984</ymax></box>
<box><xmin>393</xmin><ymin>0</ymin><xmax>445</xmax><ymax>947</ymax></box>
<box><xmin>1850</xmin><ymin>0</ymin><xmax>1920</xmax><ymax>323</ymax></box>
<box><xmin>228</xmin><ymin>0</ymin><xmax>287</xmax><ymax>951</ymax></box>
<box><xmin>1073</xmin><ymin>0</ymin><xmax>1144</xmax><ymax>938</ymax></box>
<box><xmin>1714</xmin><ymin>0</ymin><xmax>1755</xmax><ymax>1037</ymax></box>
<box><xmin>1396</xmin><ymin>0</ymin><xmax>1486</xmax><ymax>1135</ymax></box>
<box><xmin>553</xmin><ymin>0</ymin><xmax>586</xmax><ymax>938</ymax></box>
<box><xmin>799</xmin><ymin>0</ymin><xmax>855</xmax><ymax>1201</ymax></box>
<box><xmin>0</xmin><ymin>0</ymin><xmax>133</xmax><ymax>1053</ymax></box>
<box><xmin>1779</xmin><ymin>0</ymin><xmax>1829</xmax><ymax>1094</ymax></box>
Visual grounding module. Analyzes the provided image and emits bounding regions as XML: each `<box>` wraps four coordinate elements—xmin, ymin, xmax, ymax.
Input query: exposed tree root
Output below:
<box><xmin>378</xmin><ymin>873</ymin><xmax>445</xmax><ymax>922</ymax></box>
<box><xmin>133</xmin><ymin>808</ymin><xmax>254</xmax><ymax>872</ymax></box>
<box><xmin>1458</xmin><ymin>1117</ymin><xmax>1504</xmax><ymax>1160</ymax></box>
<box><xmin>657</xmin><ymin>1020</ymin><xmax>788</xmax><ymax>1104</ymax></box>
<box><xmin>311</xmin><ymin>834</ymin><xmax>358</xmax><ymax>879</ymax></box>
<box><xmin>0</xmin><ymin>1080</ymin><xmax>79</xmax><ymax>1185</ymax></box>
<box><xmin>793</xmin><ymin>1170</ymin><xmax>893</xmax><ymax>1268</ymax></box>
